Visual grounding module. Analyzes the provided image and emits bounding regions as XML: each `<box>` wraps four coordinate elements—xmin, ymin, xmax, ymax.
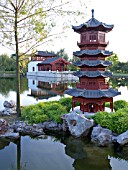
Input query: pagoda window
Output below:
<box><xmin>81</xmin><ymin>34</ymin><xmax>86</xmax><ymax>43</ymax></box>
<box><xmin>89</xmin><ymin>35</ymin><xmax>97</xmax><ymax>42</ymax></box>
<box><xmin>99</xmin><ymin>33</ymin><xmax>105</xmax><ymax>42</ymax></box>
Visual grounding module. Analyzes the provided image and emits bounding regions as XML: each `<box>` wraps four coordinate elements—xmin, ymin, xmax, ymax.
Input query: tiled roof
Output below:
<box><xmin>37</xmin><ymin>57</ymin><xmax>60</xmax><ymax>65</ymax></box>
<box><xmin>36</xmin><ymin>51</ymin><xmax>56</xmax><ymax>57</ymax></box>
<box><xmin>74</xmin><ymin>60</ymin><xmax>112</xmax><ymax>67</ymax></box>
<box><xmin>73</xmin><ymin>70</ymin><xmax>112</xmax><ymax>78</ymax></box>
<box><xmin>72</xmin><ymin>10</ymin><xmax>114</xmax><ymax>33</ymax></box>
<box><xmin>73</xmin><ymin>49</ymin><xmax>113</xmax><ymax>57</ymax></box>
<box><xmin>65</xmin><ymin>88</ymin><xmax>121</xmax><ymax>98</ymax></box>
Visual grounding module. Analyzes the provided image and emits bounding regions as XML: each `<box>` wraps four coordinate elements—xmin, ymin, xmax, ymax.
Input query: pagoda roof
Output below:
<box><xmin>65</xmin><ymin>88</ymin><xmax>121</xmax><ymax>98</ymax></box>
<box><xmin>36</xmin><ymin>51</ymin><xmax>56</xmax><ymax>57</ymax></box>
<box><xmin>74</xmin><ymin>60</ymin><xmax>112</xmax><ymax>67</ymax></box>
<box><xmin>73</xmin><ymin>70</ymin><xmax>112</xmax><ymax>78</ymax></box>
<box><xmin>72</xmin><ymin>9</ymin><xmax>114</xmax><ymax>33</ymax></box>
<box><xmin>73</xmin><ymin>49</ymin><xmax>113</xmax><ymax>57</ymax></box>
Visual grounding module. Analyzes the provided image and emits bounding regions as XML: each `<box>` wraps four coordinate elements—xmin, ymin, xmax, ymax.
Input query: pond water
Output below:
<box><xmin>0</xmin><ymin>135</ymin><xmax>128</xmax><ymax>170</ymax></box>
<box><xmin>0</xmin><ymin>77</ymin><xmax>128</xmax><ymax>170</ymax></box>
<box><xmin>0</xmin><ymin>77</ymin><xmax>128</xmax><ymax>110</ymax></box>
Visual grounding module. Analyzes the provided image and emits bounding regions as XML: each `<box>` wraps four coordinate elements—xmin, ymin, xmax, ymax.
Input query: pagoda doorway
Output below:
<box><xmin>88</xmin><ymin>103</ymin><xmax>95</xmax><ymax>112</ymax></box>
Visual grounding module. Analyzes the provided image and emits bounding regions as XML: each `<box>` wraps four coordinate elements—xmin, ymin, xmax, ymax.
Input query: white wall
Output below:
<box><xmin>28</xmin><ymin>61</ymin><xmax>42</xmax><ymax>72</ymax></box>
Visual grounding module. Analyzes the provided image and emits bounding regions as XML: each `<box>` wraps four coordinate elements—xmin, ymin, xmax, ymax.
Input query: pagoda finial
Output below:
<box><xmin>91</xmin><ymin>9</ymin><xmax>94</xmax><ymax>18</ymax></box>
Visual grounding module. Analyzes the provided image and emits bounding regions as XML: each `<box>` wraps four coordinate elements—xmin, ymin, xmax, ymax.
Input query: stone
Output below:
<box><xmin>112</xmin><ymin>130</ymin><xmax>128</xmax><ymax>146</ymax></box>
<box><xmin>3</xmin><ymin>100</ymin><xmax>16</xmax><ymax>108</ymax></box>
<box><xmin>0</xmin><ymin>119</ymin><xmax>9</xmax><ymax>134</ymax></box>
<box><xmin>42</xmin><ymin>121</ymin><xmax>62</xmax><ymax>131</ymax></box>
<box><xmin>0</xmin><ymin>132</ymin><xmax>20</xmax><ymax>140</ymax></box>
<box><xmin>1</xmin><ymin>107</ymin><xmax>16</xmax><ymax>115</ymax></box>
<box><xmin>65</xmin><ymin>112</ymin><xmax>94</xmax><ymax>137</ymax></box>
<box><xmin>91</xmin><ymin>125</ymin><xmax>113</xmax><ymax>146</ymax></box>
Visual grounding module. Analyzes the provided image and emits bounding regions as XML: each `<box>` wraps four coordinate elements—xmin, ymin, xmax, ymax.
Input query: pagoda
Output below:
<box><xmin>65</xmin><ymin>10</ymin><xmax>121</xmax><ymax>113</ymax></box>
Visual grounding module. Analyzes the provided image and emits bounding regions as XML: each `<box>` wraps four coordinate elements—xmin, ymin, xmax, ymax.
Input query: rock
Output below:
<box><xmin>42</xmin><ymin>121</ymin><xmax>62</xmax><ymax>131</ymax></box>
<box><xmin>91</xmin><ymin>125</ymin><xmax>113</xmax><ymax>146</ymax></box>
<box><xmin>12</xmin><ymin>121</ymin><xmax>45</xmax><ymax>136</ymax></box>
<box><xmin>0</xmin><ymin>132</ymin><xmax>20</xmax><ymax>140</ymax></box>
<box><xmin>1</xmin><ymin>107</ymin><xmax>16</xmax><ymax>115</ymax></box>
<box><xmin>3</xmin><ymin>100</ymin><xmax>16</xmax><ymax>108</ymax></box>
<box><xmin>65</xmin><ymin>112</ymin><xmax>94</xmax><ymax>137</ymax></box>
<box><xmin>0</xmin><ymin>119</ymin><xmax>9</xmax><ymax>134</ymax></box>
<box><xmin>112</xmin><ymin>130</ymin><xmax>128</xmax><ymax>146</ymax></box>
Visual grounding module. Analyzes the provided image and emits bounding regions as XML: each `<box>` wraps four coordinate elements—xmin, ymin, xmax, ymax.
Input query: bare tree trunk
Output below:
<box><xmin>15</xmin><ymin>7</ymin><xmax>21</xmax><ymax>117</ymax></box>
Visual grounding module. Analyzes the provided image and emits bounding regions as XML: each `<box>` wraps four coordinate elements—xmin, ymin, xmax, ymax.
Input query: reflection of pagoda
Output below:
<box><xmin>65</xmin><ymin>10</ymin><xmax>121</xmax><ymax>113</ymax></box>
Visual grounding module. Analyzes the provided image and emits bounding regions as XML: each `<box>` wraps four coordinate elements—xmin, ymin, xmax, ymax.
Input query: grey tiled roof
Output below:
<box><xmin>37</xmin><ymin>57</ymin><xmax>60</xmax><ymax>65</ymax></box>
<box><xmin>36</xmin><ymin>51</ymin><xmax>56</xmax><ymax>57</ymax></box>
<box><xmin>73</xmin><ymin>49</ymin><xmax>113</xmax><ymax>57</ymax></box>
<box><xmin>72</xmin><ymin>10</ymin><xmax>113</xmax><ymax>33</ymax></box>
<box><xmin>65</xmin><ymin>88</ymin><xmax>121</xmax><ymax>98</ymax></box>
<box><xmin>73</xmin><ymin>70</ymin><xmax>112</xmax><ymax>78</ymax></box>
<box><xmin>74</xmin><ymin>60</ymin><xmax>112</xmax><ymax>67</ymax></box>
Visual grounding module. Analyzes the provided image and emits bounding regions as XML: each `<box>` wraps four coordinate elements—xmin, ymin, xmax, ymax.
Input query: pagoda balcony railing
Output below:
<box><xmin>76</xmin><ymin>83</ymin><xmax>109</xmax><ymax>89</ymax></box>
<box><xmin>77</xmin><ymin>40</ymin><xmax>109</xmax><ymax>46</ymax></box>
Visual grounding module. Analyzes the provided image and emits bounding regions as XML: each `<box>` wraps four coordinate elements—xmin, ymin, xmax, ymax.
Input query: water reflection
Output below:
<box><xmin>27</xmin><ymin>77</ymin><xmax>77</xmax><ymax>100</ymax></box>
<box><xmin>0</xmin><ymin>135</ymin><xmax>128</xmax><ymax>170</ymax></box>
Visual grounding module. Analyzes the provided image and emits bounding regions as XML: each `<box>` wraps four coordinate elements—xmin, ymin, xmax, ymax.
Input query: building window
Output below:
<box><xmin>32</xmin><ymin>67</ymin><xmax>35</xmax><ymax>71</ymax></box>
<box><xmin>32</xmin><ymin>80</ymin><xmax>35</xmax><ymax>85</ymax></box>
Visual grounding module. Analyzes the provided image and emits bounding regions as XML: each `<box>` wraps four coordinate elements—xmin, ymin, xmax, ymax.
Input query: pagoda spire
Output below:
<box><xmin>91</xmin><ymin>9</ymin><xmax>94</xmax><ymax>18</ymax></box>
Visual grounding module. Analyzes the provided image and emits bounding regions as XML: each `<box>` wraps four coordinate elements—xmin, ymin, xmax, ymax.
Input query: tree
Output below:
<box><xmin>0</xmin><ymin>54</ymin><xmax>16</xmax><ymax>71</ymax></box>
<box><xmin>56</xmin><ymin>48</ymin><xmax>69</xmax><ymax>61</ymax></box>
<box><xmin>0</xmin><ymin>0</ymin><xmax>86</xmax><ymax>117</ymax></box>
<box><xmin>107</xmin><ymin>53</ymin><xmax>119</xmax><ymax>65</ymax></box>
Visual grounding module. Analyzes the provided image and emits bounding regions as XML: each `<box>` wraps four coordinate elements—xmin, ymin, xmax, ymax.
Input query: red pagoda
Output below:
<box><xmin>65</xmin><ymin>9</ymin><xmax>121</xmax><ymax>113</ymax></box>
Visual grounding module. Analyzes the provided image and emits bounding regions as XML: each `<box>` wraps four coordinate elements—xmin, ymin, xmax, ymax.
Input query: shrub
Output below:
<box><xmin>59</xmin><ymin>97</ymin><xmax>72</xmax><ymax>112</ymax></box>
<box><xmin>114</xmin><ymin>100</ymin><xmax>128</xmax><ymax>111</ymax></box>
<box><xmin>93</xmin><ymin>111</ymin><xmax>111</xmax><ymax>127</ymax></box>
<box><xmin>93</xmin><ymin>107</ymin><xmax>128</xmax><ymax>134</ymax></box>
<box><xmin>21</xmin><ymin>101</ymin><xmax>67</xmax><ymax>124</ymax></box>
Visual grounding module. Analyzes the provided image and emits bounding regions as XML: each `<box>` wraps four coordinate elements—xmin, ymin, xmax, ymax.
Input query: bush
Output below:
<box><xmin>21</xmin><ymin>101</ymin><xmax>67</xmax><ymax>124</ymax></box>
<box><xmin>59</xmin><ymin>97</ymin><xmax>72</xmax><ymax>112</ymax></box>
<box><xmin>114</xmin><ymin>100</ymin><xmax>128</xmax><ymax>111</ymax></box>
<box><xmin>93</xmin><ymin>111</ymin><xmax>111</xmax><ymax>127</ymax></box>
<box><xmin>93</xmin><ymin>107</ymin><xmax>128</xmax><ymax>134</ymax></box>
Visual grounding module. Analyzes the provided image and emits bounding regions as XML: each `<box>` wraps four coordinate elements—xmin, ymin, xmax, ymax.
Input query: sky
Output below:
<box><xmin>41</xmin><ymin>0</ymin><xmax>128</xmax><ymax>62</ymax></box>
<box><xmin>1</xmin><ymin>0</ymin><xmax>128</xmax><ymax>62</ymax></box>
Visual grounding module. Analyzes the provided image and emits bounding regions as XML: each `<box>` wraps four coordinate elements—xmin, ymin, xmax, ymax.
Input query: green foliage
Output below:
<box><xmin>93</xmin><ymin>112</ymin><xmax>111</xmax><ymax>127</ymax></box>
<box><xmin>93</xmin><ymin>106</ymin><xmax>128</xmax><ymax>134</ymax></box>
<box><xmin>67</xmin><ymin>64</ymin><xmax>79</xmax><ymax>71</ymax></box>
<box><xmin>105</xmin><ymin>102</ymin><xmax>110</xmax><ymax>108</ymax></box>
<box><xmin>114</xmin><ymin>100</ymin><xmax>128</xmax><ymax>111</ymax></box>
<box><xmin>21</xmin><ymin>101</ymin><xmax>67</xmax><ymax>124</ymax></box>
<box><xmin>0</xmin><ymin>54</ymin><xmax>16</xmax><ymax>71</ymax></box>
<box><xmin>56</xmin><ymin>49</ymin><xmax>69</xmax><ymax>61</ymax></box>
<box><xmin>59</xmin><ymin>97</ymin><xmax>72</xmax><ymax>112</ymax></box>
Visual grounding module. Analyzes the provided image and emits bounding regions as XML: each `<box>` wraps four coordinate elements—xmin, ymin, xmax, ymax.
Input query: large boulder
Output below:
<box><xmin>91</xmin><ymin>125</ymin><xmax>113</xmax><ymax>146</ymax></box>
<box><xmin>65</xmin><ymin>112</ymin><xmax>94</xmax><ymax>137</ymax></box>
<box><xmin>112</xmin><ymin>130</ymin><xmax>128</xmax><ymax>146</ymax></box>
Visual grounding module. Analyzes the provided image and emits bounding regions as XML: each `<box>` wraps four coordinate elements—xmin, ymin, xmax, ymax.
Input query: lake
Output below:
<box><xmin>0</xmin><ymin>76</ymin><xmax>128</xmax><ymax>110</ymax></box>
<box><xmin>0</xmin><ymin>77</ymin><xmax>128</xmax><ymax>170</ymax></box>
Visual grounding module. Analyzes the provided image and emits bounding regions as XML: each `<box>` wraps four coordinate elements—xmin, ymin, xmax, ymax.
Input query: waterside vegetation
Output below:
<box><xmin>21</xmin><ymin>97</ymin><xmax>128</xmax><ymax>134</ymax></box>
